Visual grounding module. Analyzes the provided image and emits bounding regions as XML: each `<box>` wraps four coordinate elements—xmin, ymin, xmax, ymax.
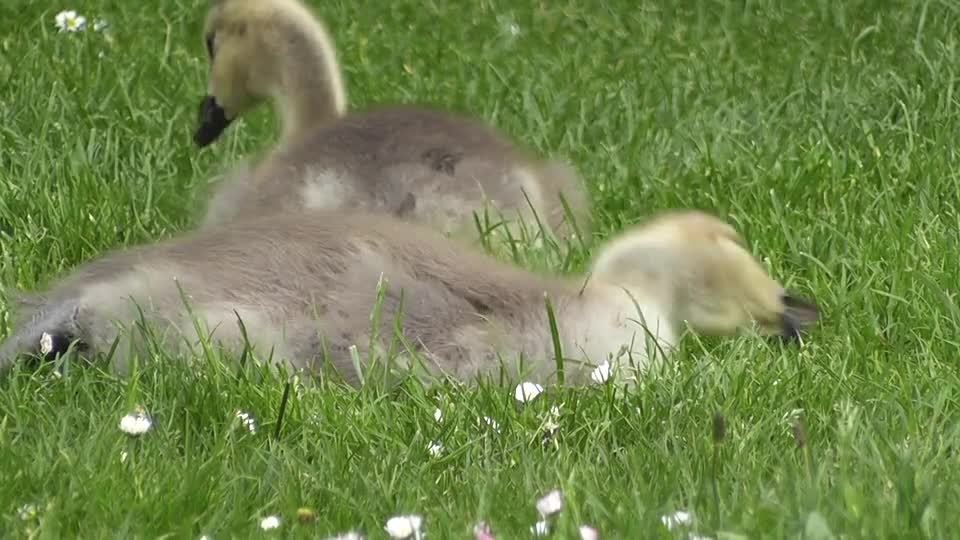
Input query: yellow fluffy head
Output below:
<box><xmin>193</xmin><ymin>0</ymin><xmax>345</xmax><ymax>146</ymax></box>
<box><xmin>589</xmin><ymin>210</ymin><xmax>819</xmax><ymax>338</ymax></box>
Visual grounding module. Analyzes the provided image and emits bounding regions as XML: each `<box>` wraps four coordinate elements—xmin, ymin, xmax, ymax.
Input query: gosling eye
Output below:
<box><xmin>205</xmin><ymin>32</ymin><xmax>215</xmax><ymax>59</ymax></box>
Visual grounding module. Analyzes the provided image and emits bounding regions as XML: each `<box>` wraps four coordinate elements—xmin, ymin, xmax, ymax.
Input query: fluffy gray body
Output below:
<box><xmin>1</xmin><ymin>211</ymin><xmax>818</xmax><ymax>386</ymax></box>
<box><xmin>204</xmin><ymin>105</ymin><xmax>587</xmax><ymax>238</ymax></box>
<box><xmin>2</xmin><ymin>212</ymin><xmax>578</xmax><ymax>384</ymax></box>
<box><xmin>197</xmin><ymin>0</ymin><xmax>590</xmax><ymax>239</ymax></box>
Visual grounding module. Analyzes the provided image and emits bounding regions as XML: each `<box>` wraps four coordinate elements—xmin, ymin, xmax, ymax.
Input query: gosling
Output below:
<box><xmin>195</xmin><ymin>0</ymin><xmax>590</xmax><ymax>241</ymax></box>
<box><xmin>0</xmin><ymin>210</ymin><xmax>817</xmax><ymax>386</ymax></box>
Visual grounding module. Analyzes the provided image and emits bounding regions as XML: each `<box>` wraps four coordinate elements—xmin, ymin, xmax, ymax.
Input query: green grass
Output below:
<box><xmin>1</xmin><ymin>0</ymin><xmax>959</xmax><ymax>537</ymax></box>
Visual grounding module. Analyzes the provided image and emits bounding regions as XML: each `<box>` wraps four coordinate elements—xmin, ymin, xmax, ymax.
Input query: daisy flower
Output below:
<box><xmin>496</xmin><ymin>14</ymin><xmax>522</xmax><ymax>38</ymax></box>
<box><xmin>260</xmin><ymin>515</ymin><xmax>281</xmax><ymax>530</ymax></box>
<box><xmin>39</xmin><ymin>332</ymin><xmax>54</xmax><ymax>355</ymax></box>
<box><xmin>473</xmin><ymin>521</ymin><xmax>495</xmax><ymax>540</ymax></box>
<box><xmin>514</xmin><ymin>381</ymin><xmax>544</xmax><ymax>402</ymax></box>
<box><xmin>590</xmin><ymin>362</ymin><xmax>611</xmax><ymax>384</ymax></box>
<box><xmin>543</xmin><ymin>405</ymin><xmax>562</xmax><ymax>435</ymax></box>
<box><xmin>427</xmin><ymin>441</ymin><xmax>443</xmax><ymax>457</ymax></box>
<box><xmin>235</xmin><ymin>410</ymin><xmax>258</xmax><ymax>434</ymax></box>
<box><xmin>536</xmin><ymin>489</ymin><xmax>563</xmax><ymax>517</ymax></box>
<box><xmin>530</xmin><ymin>520</ymin><xmax>549</xmax><ymax>537</ymax></box>
<box><xmin>384</xmin><ymin>514</ymin><xmax>423</xmax><ymax>539</ymax></box>
<box><xmin>17</xmin><ymin>503</ymin><xmax>38</xmax><ymax>521</ymax></box>
<box><xmin>481</xmin><ymin>416</ymin><xmax>501</xmax><ymax>433</ymax></box>
<box><xmin>661</xmin><ymin>509</ymin><xmax>692</xmax><ymax>529</ymax></box>
<box><xmin>54</xmin><ymin>10</ymin><xmax>86</xmax><ymax>32</ymax></box>
<box><xmin>325</xmin><ymin>532</ymin><xmax>365</xmax><ymax>540</ymax></box>
<box><xmin>579</xmin><ymin>525</ymin><xmax>599</xmax><ymax>540</ymax></box>
<box><xmin>119</xmin><ymin>405</ymin><xmax>152</xmax><ymax>436</ymax></box>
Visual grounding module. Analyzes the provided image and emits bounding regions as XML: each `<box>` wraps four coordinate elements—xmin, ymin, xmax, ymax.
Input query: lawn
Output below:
<box><xmin>1</xmin><ymin>0</ymin><xmax>959</xmax><ymax>537</ymax></box>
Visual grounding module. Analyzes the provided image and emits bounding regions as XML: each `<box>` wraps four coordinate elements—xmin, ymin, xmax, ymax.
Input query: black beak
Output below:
<box><xmin>193</xmin><ymin>95</ymin><xmax>233</xmax><ymax>147</ymax></box>
<box><xmin>779</xmin><ymin>293</ymin><xmax>820</xmax><ymax>341</ymax></box>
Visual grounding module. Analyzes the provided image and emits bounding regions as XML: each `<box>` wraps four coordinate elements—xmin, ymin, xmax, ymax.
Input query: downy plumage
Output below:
<box><xmin>195</xmin><ymin>0</ymin><xmax>590</xmax><ymax>241</ymax></box>
<box><xmin>1</xmin><ymin>210</ymin><xmax>818</xmax><ymax>386</ymax></box>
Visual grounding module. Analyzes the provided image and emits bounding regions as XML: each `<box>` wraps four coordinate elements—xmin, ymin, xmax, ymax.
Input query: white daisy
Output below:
<box><xmin>514</xmin><ymin>381</ymin><xmax>544</xmax><ymax>402</ymax></box>
<box><xmin>259</xmin><ymin>515</ymin><xmax>281</xmax><ymax>530</ymax></box>
<box><xmin>496</xmin><ymin>14</ymin><xmax>522</xmax><ymax>38</ymax></box>
<box><xmin>325</xmin><ymin>532</ymin><xmax>365</xmax><ymax>540</ymax></box>
<box><xmin>384</xmin><ymin>514</ymin><xmax>423</xmax><ymax>539</ymax></box>
<box><xmin>590</xmin><ymin>362</ymin><xmax>611</xmax><ymax>384</ymax></box>
<box><xmin>235</xmin><ymin>410</ymin><xmax>258</xmax><ymax>434</ymax></box>
<box><xmin>17</xmin><ymin>503</ymin><xmax>38</xmax><ymax>521</ymax></box>
<box><xmin>433</xmin><ymin>407</ymin><xmax>443</xmax><ymax>422</ymax></box>
<box><xmin>579</xmin><ymin>525</ymin><xmax>599</xmax><ymax>540</ymax></box>
<box><xmin>536</xmin><ymin>489</ymin><xmax>563</xmax><ymax>517</ymax></box>
<box><xmin>39</xmin><ymin>332</ymin><xmax>54</xmax><ymax>355</ymax></box>
<box><xmin>543</xmin><ymin>405</ymin><xmax>562</xmax><ymax>435</ymax></box>
<box><xmin>473</xmin><ymin>521</ymin><xmax>495</xmax><ymax>540</ymax></box>
<box><xmin>54</xmin><ymin>10</ymin><xmax>87</xmax><ymax>32</ymax></box>
<box><xmin>530</xmin><ymin>520</ymin><xmax>549</xmax><ymax>536</ymax></box>
<box><xmin>427</xmin><ymin>441</ymin><xmax>443</xmax><ymax>457</ymax></box>
<box><xmin>782</xmin><ymin>408</ymin><xmax>804</xmax><ymax>426</ymax></box>
<box><xmin>119</xmin><ymin>406</ymin><xmax>152</xmax><ymax>436</ymax></box>
<box><xmin>661</xmin><ymin>509</ymin><xmax>692</xmax><ymax>529</ymax></box>
<box><xmin>481</xmin><ymin>416</ymin><xmax>501</xmax><ymax>433</ymax></box>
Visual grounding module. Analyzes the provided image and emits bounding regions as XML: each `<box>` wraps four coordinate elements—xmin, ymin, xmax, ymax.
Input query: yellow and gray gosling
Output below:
<box><xmin>193</xmin><ymin>0</ymin><xmax>591</xmax><ymax>242</ymax></box>
<box><xmin>1</xmin><ymin>209</ymin><xmax>817</xmax><ymax>385</ymax></box>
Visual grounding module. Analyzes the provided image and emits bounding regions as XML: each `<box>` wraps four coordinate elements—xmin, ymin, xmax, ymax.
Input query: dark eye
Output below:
<box><xmin>205</xmin><ymin>32</ymin><xmax>215</xmax><ymax>59</ymax></box>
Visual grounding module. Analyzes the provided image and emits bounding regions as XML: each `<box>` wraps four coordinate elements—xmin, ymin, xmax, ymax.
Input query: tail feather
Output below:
<box><xmin>511</xmin><ymin>159</ymin><xmax>592</xmax><ymax>242</ymax></box>
<box><xmin>539</xmin><ymin>158</ymin><xmax>592</xmax><ymax>240</ymax></box>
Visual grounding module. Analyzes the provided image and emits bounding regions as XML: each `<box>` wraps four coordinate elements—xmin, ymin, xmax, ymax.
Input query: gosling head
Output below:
<box><xmin>589</xmin><ymin>210</ymin><xmax>819</xmax><ymax>340</ymax></box>
<box><xmin>194</xmin><ymin>0</ymin><xmax>345</xmax><ymax>147</ymax></box>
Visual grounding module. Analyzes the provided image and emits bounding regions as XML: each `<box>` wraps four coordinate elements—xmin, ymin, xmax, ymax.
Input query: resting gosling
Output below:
<box><xmin>194</xmin><ymin>0</ymin><xmax>590</xmax><ymax>240</ymax></box>
<box><xmin>0</xmin><ymin>211</ymin><xmax>816</xmax><ymax>383</ymax></box>
<box><xmin>0</xmin><ymin>210</ymin><xmax>817</xmax><ymax>385</ymax></box>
